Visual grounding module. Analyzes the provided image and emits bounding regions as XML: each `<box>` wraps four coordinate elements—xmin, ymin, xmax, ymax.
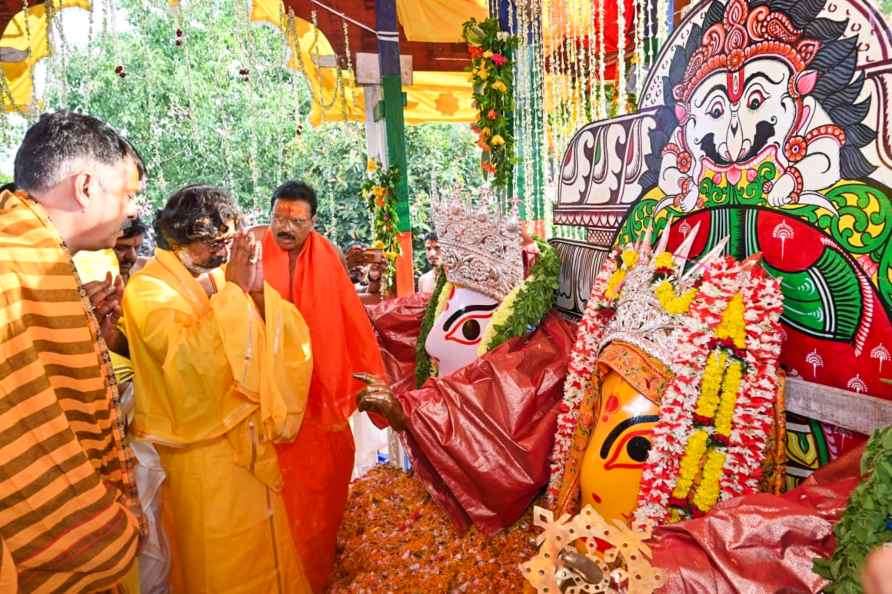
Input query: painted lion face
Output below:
<box><xmin>685</xmin><ymin>58</ymin><xmax>798</xmax><ymax>172</ymax></box>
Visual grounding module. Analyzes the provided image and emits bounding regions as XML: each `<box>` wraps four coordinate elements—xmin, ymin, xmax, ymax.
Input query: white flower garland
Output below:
<box><xmin>633</xmin><ymin>260</ymin><xmax>784</xmax><ymax>528</ymax></box>
<box><xmin>617</xmin><ymin>0</ymin><xmax>627</xmax><ymax>115</ymax></box>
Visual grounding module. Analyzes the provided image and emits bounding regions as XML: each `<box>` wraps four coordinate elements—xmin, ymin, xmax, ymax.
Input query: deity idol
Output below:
<box><xmin>528</xmin><ymin>225</ymin><xmax>863</xmax><ymax>593</ymax></box>
<box><xmin>593</xmin><ymin>0</ymin><xmax>892</xmax><ymax>484</ymax></box>
<box><xmin>358</xmin><ymin>192</ymin><xmax>573</xmax><ymax>534</ymax></box>
<box><xmin>547</xmin><ymin>221</ymin><xmax>787</xmax><ymax>526</ymax></box>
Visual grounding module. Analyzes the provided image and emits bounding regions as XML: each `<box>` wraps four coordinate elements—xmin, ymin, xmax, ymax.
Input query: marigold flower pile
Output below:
<box><xmin>328</xmin><ymin>465</ymin><xmax>537</xmax><ymax>593</ymax></box>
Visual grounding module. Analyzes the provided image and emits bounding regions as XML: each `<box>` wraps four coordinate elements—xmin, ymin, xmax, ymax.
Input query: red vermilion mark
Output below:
<box><xmin>601</xmin><ymin>394</ymin><xmax>621</xmax><ymax>423</ymax></box>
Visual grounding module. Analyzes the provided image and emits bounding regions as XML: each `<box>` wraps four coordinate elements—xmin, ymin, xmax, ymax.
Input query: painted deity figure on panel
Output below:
<box><xmin>610</xmin><ymin>0</ymin><xmax>892</xmax><ymax>483</ymax></box>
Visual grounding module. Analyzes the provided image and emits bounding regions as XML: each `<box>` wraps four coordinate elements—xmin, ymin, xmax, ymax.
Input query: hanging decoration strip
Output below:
<box><xmin>361</xmin><ymin>159</ymin><xmax>402</xmax><ymax>289</ymax></box>
<box><xmin>617</xmin><ymin>0</ymin><xmax>626</xmax><ymax>114</ymax></box>
<box><xmin>596</xmin><ymin>0</ymin><xmax>606</xmax><ymax>119</ymax></box>
<box><xmin>634</xmin><ymin>0</ymin><xmax>644</xmax><ymax>101</ymax></box>
<box><xmin>462</xmin><ymin>16</ymin><xmax>518</xmax><ymax>190</ymax></box>
<box><xmin>657</xmin><ymin>0</ymin><xmax>668</xmax><ymax>49</ymax></box>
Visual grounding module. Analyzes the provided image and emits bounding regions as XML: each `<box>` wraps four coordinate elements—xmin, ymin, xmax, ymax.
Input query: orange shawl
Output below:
<box><xmin>263</xmin><ymin>229</ymin><xmax>385</xmax><ymax>592</ymax></box>
<box><xmin>262</xmin><ymin>229</ymin><xmax>385</xmax><ymax>428</ymax></box>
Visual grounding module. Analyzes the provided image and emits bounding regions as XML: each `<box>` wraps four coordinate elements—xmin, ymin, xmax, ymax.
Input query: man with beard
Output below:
<box><xmin>259</xmin><ymin>180</ymin><xmax>386</xmax><ymax>592</ymax></box>
<box><xmin>114</xmin><ymin>216</ymin><xmax>148</xmax><ymax>281</ymax></box>
<box><xmin>122</xmin><ymin>184</ymin><xmax>314</xmax><ymax>593</ymax></box>
<box><xmin>0</xmin><ymin>110</ymin><xmax>144</xmax><ymax>592</ymax></box>
<box><xmin>416</xmin><ymin>232</ymin><xmax>441</xmax><ymax>294</ymax></box>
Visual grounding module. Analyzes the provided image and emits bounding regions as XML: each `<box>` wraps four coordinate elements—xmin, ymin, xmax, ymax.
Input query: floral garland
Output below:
<box><xmin>633</xmin><ymin>259</ymin><xmax>784</xmax><ymax>527</ymax></box>
<box><xmin>477</xmin><ymin>238</ymin><xmax>560</xmax><ymax>355</ymax></box>
<box><xmin>813</xmin><ymin>426</ymin><xmax>892</xmax><ymax>594</ymax></box>
<box><xmin>361</xmin><ymin>159</ymin><xmax>401</xmax><ymax>288</ymax></box>
<box><xmin>415</xmin><ymin>272</ymin><xmax>450</xmax><ymax>388</ymax></box>
<box><xmin>546</xmin><ymin>245</ymin><xmax>784</xmax><ymax>528</ymax></box>
<box><xmin>462</xmin><ymin>17</ymin><xmax>519</xmax><ymax>189</ymax></box>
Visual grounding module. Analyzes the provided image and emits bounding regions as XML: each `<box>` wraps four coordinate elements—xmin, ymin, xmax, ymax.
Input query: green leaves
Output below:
<box><xmin>40</xmin><ymin>0</ymin><xmax>482</xmax><ymax>253</ymax></box>
<box><xmin>484</xmin><ymin>238</ymin><xmax>559</xmax><ymax>351</ymax></box>
<box><xmin>813</xmin><ymin>426</ymin><xmax>892</xmax><ymax>593</ymax></box>
<box><xmin>415</xmin><ymin>271</ymin><xmax>448</xmax><ymax>387</ymax></box>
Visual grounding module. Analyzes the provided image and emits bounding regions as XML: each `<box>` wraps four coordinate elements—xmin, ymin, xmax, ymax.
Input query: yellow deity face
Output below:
<box><xmin>579</xmin><ymin>370</ymin><xmax>660</xmax><ymax>523</ymax></box>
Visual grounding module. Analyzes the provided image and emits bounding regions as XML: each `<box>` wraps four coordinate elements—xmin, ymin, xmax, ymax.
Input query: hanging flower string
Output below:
<box><xmin>360</xmin><ymin>159</ymin><xmax>401</xmax><ymax>289</ymax></box>
<box><xmin>462</xmin><ymin>17</ymin><xmax>519</xmax><ymax>189</ymax></box>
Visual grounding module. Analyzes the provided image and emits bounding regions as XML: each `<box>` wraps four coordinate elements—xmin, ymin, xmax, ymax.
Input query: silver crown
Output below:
<box><xmin>430</xmin><ymin>186</ymin><xmax>523</xmax><ymax>301</ymax></box>
<box><xmin>599</xmin><ymin>221</ymin><xmax>729</xmax><ymax>365</ymax></box>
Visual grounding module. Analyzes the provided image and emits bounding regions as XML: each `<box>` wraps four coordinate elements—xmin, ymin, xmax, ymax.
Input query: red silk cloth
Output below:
<box><xmin>366</xmin><ymin>297</ymin><xmax>577</xmax><ymax>535</ymax></box>
<box><xmin>262</xmin><ymin>229</ymin><xmax>386</xmax><ymax>592</ymax></box>
<box><xmin>366</xmin><ymin>292</ymin><xmax>430</xmax><ymax>394</ymax></box>
<box><xmin>652</xmin><ymin>444</ymin><xmax>864</xmax><ymax>593</ymax></box>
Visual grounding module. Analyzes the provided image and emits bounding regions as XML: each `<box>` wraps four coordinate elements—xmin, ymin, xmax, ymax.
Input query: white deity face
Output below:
<box><xmin>425</xmin><ymin>285</ymin><xmax>500</xmax><ymax>377</ymax></box>
<box><xmin>684</xmin><ymin>59</ymin><xmax>798</xmax><ymax>171</ymax></box>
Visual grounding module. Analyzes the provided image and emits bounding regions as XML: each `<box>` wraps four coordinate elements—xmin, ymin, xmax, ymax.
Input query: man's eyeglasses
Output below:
<box><xmin>272</xmin><ymin>215</ymin><xmax>313</xmax><ymax>229</ymax></box>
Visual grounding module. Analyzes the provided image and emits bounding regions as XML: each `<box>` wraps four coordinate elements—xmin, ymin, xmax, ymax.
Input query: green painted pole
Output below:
<box><xmin>376</xmin><ymin>0</ymin><xmax>414</xmax><ymax>296</ymax></box>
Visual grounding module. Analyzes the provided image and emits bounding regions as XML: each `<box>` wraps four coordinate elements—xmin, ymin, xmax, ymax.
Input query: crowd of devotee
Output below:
<box><xmin>0</xmin><ymin>111</ymin><xmax>438</xmax><ymax>594</ymax></box>
<box><xmin>2</xmin><ymin>104</ymin><xmax>892</xmax><ymax>594</ymax></box>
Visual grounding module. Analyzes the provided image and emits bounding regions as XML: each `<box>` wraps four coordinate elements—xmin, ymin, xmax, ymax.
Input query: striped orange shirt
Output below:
<box><xmin>0</xmin><ymin>192</ymin><xmax>142</xmax><ymax>593</ymax></box>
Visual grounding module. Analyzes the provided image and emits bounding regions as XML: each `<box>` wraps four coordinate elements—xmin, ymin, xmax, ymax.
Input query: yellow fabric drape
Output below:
<box><xmin>395</xmin><ymin>0</ymin><xmax>486</xmax><ymax>42</ymax></box>
<box><xmin>122</xmin><ymin>249</ymin><xmax>313</xmax><ymax>594</ymax></box>
<box><xmin>250</xmin><ymin>0</ymin><xmax>477</xmax><ymax>126</ymax></box>
<box><xmin>72</xmin><ymin>247</ymin><xmax>120</xmax><ymax>283</ymax></box>
<box><xmin>123</xmin><ymin>249</ymin><xmax>312</xmax><ymax>453</ymax></box>
<box><xmin>1</xmin><ymin>0</ymin><xmax>91</xmax><ymax>112</ymax></box>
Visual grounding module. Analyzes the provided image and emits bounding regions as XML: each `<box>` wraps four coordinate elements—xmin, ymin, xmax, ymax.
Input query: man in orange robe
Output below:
<box><xmin>259</xmin><ymin>180</ymin><xmax>386</xmax><ymax>592</ymax></box>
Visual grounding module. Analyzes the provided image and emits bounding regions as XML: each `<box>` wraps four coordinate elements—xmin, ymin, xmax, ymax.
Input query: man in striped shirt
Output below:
<box><xmin>0</xmin><ymin>111</ymin><xmax>145</xmax><ymax>593</ymax></box>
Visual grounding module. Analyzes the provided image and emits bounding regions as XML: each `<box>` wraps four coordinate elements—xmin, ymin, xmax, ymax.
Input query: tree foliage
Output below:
<box><xmin>38</xmin><ymin>0</ymin><xmax>481</xmax><ymax>267</ymax></box>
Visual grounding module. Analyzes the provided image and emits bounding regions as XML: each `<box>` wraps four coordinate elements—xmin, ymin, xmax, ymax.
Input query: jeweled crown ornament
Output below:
<box><xmin>431</xmin><ymin>187</ymin><xmax>523</xmax><ymax>301</ymax></box>
<box><xmin>599</xmin><ymin>220</ymin><xmax>729</xmax><ymax>367</ymax></box>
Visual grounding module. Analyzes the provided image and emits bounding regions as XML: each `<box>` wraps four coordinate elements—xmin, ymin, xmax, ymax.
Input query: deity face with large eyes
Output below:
<box><xmin>425</xmin><ymin>285</ymin><xmax>499</xmax><ymax>377</ymax></box>
<box><xmin>685</xmin><ymin>59</ymin><xmax>798</xmax><ymax>172</ymax></box>
<box><xmin>578</xmin><ymin>371</ymin><xmax>660</xmax><ymax>523</ymax></box>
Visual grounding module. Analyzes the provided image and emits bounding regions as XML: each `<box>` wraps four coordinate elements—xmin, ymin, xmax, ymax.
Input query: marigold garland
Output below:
<box><xmin>621</xmin><ymin>248</ymin><xmax>639</xmax><ymax>269</ymax></box>
<box><xmin>654</xmin><ymin>251</ymin><xmax>674</xmax><ymax>270</ymax></box>
<box><xmin>715</xmin><ymin>292</ymin><xmax>746</xmax><ymax>349</ymax></box>
<box><xmin>462</xmin><ymin>17</ymin><xmax>518</xmax><ymax>188</ymax></box>
<box><xmin>604</xmin><ymin>268</ymin><xmax>626</xmax><ymax>300</ymax></box>
<box><xmin>671</xmin><ymin>428</ymin><xmax>709</xmax><ymax>501</ymax></box>
<box><xmin>360</xmin><ymin>159</ymin><xmax>401</xmax><ymax>289</ymax></box>
<box><xmin>654</xmin><ymin>280</ymin><xmax>698</xmax><ymax>315</ymax></box>
<box><xmin>714</xmin><ymin>360</ymin><xmax>743</xmax><ymax>440</ymax></box>
<box><xmin>694</xmin><ymin>350</ymin><xmax>727</xmax><ymax>423</ymax></box>
<box><xmin>692</xmin><ymin>449</ymin><xmax>726</xmax><ymax>512</ymax></box>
